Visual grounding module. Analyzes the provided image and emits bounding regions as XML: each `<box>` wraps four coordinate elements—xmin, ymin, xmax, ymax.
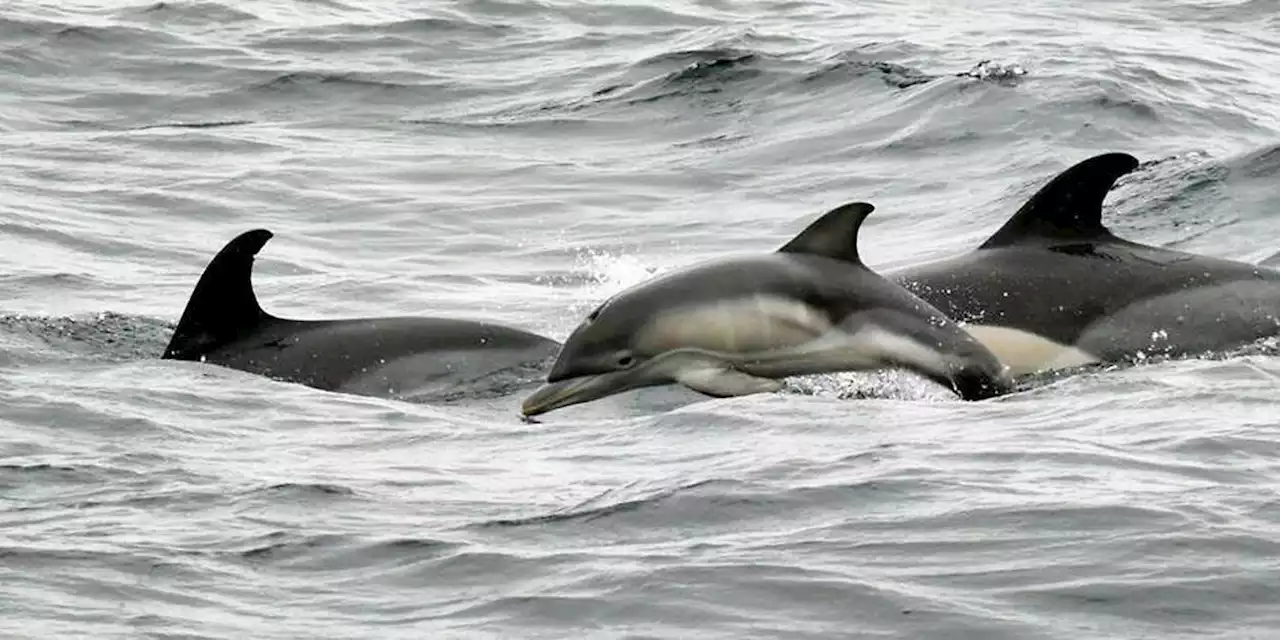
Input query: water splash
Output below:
<box><xmin>957</xmin><ymin>59</ymin><xmax>1028</xmax><ymax>85</ymax></box>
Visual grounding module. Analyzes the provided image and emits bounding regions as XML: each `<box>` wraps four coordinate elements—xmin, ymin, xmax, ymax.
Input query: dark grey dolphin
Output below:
<box><xmin>890</xmin><ymin>152</ymin><xmax>1280</xmax><ymax>376</ymax></box>
<box><xmin>521</xmin><ymin>203</ymin><xmax>1014</xmax><ymax>417</ymax></box>
<box><xmin>161</xmin><ymin>229</ymin><xmax>561</xmax><ymax>401</ymax></box>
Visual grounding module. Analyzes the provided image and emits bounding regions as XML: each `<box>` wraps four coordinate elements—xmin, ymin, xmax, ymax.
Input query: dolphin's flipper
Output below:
<box><xmin>979</xmin><ymin>152</ymin><xmax>1140</xmax><ymax>249</ymax></box>
<box><xmin>163</xmin><ymin>229</ymin><xmax>276</xmax><ymax>361</ymax></box>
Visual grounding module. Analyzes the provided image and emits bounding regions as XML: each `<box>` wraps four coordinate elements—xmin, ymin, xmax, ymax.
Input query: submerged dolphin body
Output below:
<box><xmin>522</xmin><ymin>203</ymin><xmax>1014</xmax><ymax>416</ymax></box>
<box><xmin>890</xmin><ymin>152</ymin><xmax>1280</xmax><ymax>376</ymax></box>
<box><xmin>162</xmin><ymin>229</ymin><xmax>560</xmax><ymax>401</ymax></box>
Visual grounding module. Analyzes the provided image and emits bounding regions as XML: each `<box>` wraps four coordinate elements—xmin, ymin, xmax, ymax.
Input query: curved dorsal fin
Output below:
<box><xmin>162</xmin><ymin>229</ymin><xmax>276</xmax><ymax>361</ymax></box>
<box><xmin>979</xmin><ymin>152</ymin><xmax>1139</xmax><ymax>249</ymax></box>
<box><xmin>777</xmin><ymin>202</ymin><xmax>875</xmax><ymax>265</ymax></box>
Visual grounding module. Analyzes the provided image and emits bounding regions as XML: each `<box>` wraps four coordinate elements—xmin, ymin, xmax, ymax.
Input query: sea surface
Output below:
<box><xmin>3</xmin><ymin>1</ymin><xmax>1280</xmax><ymax>638</ymax></box>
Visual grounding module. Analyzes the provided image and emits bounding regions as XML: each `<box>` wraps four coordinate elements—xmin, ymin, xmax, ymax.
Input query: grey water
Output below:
<box><xmin>2</xmin><ymin>1</ymin><xmax>1280</xmax><ymax>638</ymax></box>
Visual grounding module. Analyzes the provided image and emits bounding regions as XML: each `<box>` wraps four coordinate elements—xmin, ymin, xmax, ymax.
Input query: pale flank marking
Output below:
<box><xmin>962</xmin><ymin>324</ymin><xmax>1099</xmax><ymax>376</ymax></box>
<box><xmin>640</xmin><ymin>295</ymin><xmax>833</xmax><ymax>354</ymax></box>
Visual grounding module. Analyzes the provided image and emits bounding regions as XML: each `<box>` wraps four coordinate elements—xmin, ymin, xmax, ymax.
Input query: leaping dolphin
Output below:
<box><xmin>162</xmin><ymin>229</ymin><xmax>561</xmax><ymax>402</ymax></box>
<box><xmin>521</xmin><ymin>202</ymin><xmax>1014</xmax><ymax>417</ymax></box>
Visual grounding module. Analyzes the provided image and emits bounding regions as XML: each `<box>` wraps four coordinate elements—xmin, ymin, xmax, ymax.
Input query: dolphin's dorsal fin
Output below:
<box><xmin>777</xmin><ymin>202</ymin><xmax>875</xmax><ymax>264</ymax></box>
<box><xmin>162</xmin><ymin>229</ymin><xmax>276</xmax><ymax>361</ymax></box>
<box><xmin>979</xmin><ymin>152</ymin><xmax>1139</xmax><ymax>249</ymax></box>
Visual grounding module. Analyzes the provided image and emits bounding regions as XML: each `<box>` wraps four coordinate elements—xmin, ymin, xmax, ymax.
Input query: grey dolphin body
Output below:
<box><xmin>521</xmin><ymin>203</ymin><xmax>1014</xmax><ymax>417</ymax></box>
<box><xmin>162</xmin><ymin>229</ymin><xmax>561</xmax><ymax>401</ymax></box>
<box><xmin>890</xmin><ymin>152</ymin><xmax>1280</xmax><ymax>377</ymax></box>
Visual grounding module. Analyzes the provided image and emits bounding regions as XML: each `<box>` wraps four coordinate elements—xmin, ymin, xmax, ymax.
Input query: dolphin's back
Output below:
<box><xmin>200</xmin><ymin>316</ymin><xmax>559</xmax><ymax>392</ymax></box>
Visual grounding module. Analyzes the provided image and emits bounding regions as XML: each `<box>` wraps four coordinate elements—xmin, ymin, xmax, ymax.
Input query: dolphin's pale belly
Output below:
<box><xmin>959</xmin><ymin>324</ymin><xmax>1100</xmax><ymax>377</ymax></box>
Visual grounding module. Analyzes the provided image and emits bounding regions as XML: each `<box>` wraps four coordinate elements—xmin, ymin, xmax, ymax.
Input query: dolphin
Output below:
<box><xmin>161</xmin><ymin>229</ymin><xmax>561</xmax><ymax>401</ymax></box>
<box><xmin>521</xmin><ymin>202</ymin><xmax>1014</xmax><ymax>417</ymax></box>
<box><xmin>889</xmin><ymin>151</ymin><xmax>1280</xmax><ymax>377</ymax></box>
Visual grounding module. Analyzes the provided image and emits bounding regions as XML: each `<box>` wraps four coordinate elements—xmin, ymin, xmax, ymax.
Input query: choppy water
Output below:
<box><xmin>3</xmin><ymin>1</ymin><xmax>1280</xmax><ymax>638</ymax></box>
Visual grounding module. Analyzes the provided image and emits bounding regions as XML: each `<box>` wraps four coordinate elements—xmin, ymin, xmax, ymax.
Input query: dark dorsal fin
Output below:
<box><xmin>979</xmin><ymin>152</ymin><xmax>1140</xmax><ymax>249</ymax></box>
<box><xmin>162</xmin><ymin>229</ymin><xmax>276</xmax><ymax>361</ymax></box>
<box><xmin>776</xmin><ymin>202</ymin><xmax>875</xmax><ymax>265</ymax></box>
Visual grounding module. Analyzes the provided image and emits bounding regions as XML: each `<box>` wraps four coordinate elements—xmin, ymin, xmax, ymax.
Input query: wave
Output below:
<box><xmin>288</xmin><ymin>15</ymin><xmax>512</xmax><ymax>39</ymax></box>
<box><xmin>1106</xmin><ymin>145</ymin><xmax>1280</xmax><ymax>257</ymax></box>
<box><xmin>230</xmin><ymin>531</ymin><xmax>461</xmax><ymax>571</ymax></box>
<box><xmin>475</xmin><ymin>478</ymin><xmax>734</xmax><ymax>528</ymax></box>
<box><xmin>430</xmin><ymin>38</ymin><xmax>1023</xmax><ymax>130</ymax></box>
<box><xmin>0</xmin><ymin>312</ymin><xmax>173</xmax><ymax>362</ymax></box>
<box><xmin>243</xmin><ymin>70</ymin><xmax>426</xmax><ymax>94</ymax></box>
<box><xmin>1</xmin><ymin>17</ymin><xmax>188</xmax><ymax>48</ymax></box>
<box><xmin>126</xmin><ymin>119</ymin><xmax>254</xmax><ymax>131</ymax></box>
<box><xmin>250</xmin><ymin>482</ymin><xmax>359</xmax><ymax>498</ymax></box>
<box><xmin>124</xmin><ymin>1</ymin><xmax>260</xmax><ymax>25</ymax></box>
<box><xmin>0</xmin><ymin>461</ymin><xmax>125</xmax><ymax>490</ymax></box>
<box><xmin>469</xmin><ymin>476</ymin><xmax>922</xmax><ymax>531</ymax></box>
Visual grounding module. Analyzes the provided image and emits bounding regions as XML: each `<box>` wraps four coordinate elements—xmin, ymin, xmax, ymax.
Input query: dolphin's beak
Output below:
<box><xmin>524</xmin><ymin>348</ymin><xmax>792</xmax><ymax>416</ymax></box>
<box><xmin>521</xmin><ymin>368</ymin><xmax>642</xmax><ymax>417</ymax></box>
<box><xmin>524</xmin><ymin>349</ymin><xmax>730</xmax><ymax>416</ymax></box>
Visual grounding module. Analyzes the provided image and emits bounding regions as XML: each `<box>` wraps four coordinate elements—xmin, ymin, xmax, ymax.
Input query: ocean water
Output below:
<box><xmin>3</xmin><ymin>1</ymin><xmax>1280</xmax><ymax>638</ymax></box>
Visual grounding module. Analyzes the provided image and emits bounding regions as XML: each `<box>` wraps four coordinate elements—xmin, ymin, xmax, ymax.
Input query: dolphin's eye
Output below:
<box><xmin>617</xmin><ymin>353</ymin><xmax>635</xmax><ymax>368</ymax></box>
